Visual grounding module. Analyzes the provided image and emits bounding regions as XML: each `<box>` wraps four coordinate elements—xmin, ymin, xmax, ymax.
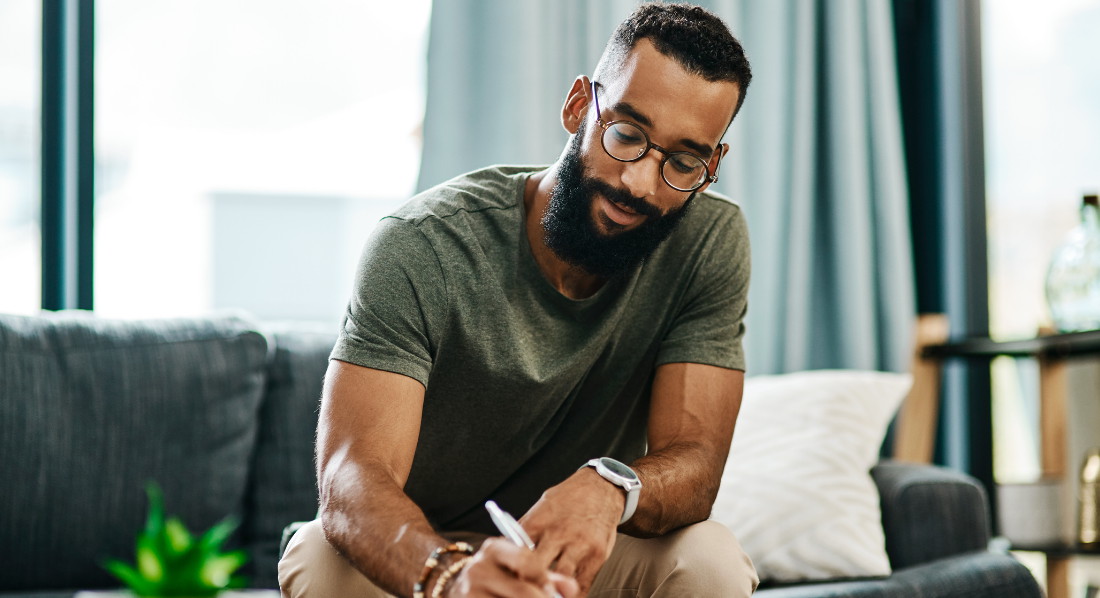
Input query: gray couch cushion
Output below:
<box><xmin>0</xmin><ymin>312</ymin><xmax>268</xmax><ymax>592</ymax></box>
<box><xmin>243</xmin><ymin>324</ymin><xmax>334</xmax><ymax>588</ymax></box>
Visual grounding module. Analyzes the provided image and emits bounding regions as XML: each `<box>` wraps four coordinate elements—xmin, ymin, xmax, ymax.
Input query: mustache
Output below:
<box><xmin>585</xmin><ymin>178</ymin><xmax>664</xmax><ymax>219</ymax></box>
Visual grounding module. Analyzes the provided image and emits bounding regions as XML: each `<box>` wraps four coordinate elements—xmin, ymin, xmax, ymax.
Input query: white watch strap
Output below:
<box><xmin>583</xmin><ymin>458</ymin><xmax>641</xmax><ymax>525</ymax></box>
<box><xmin>619</xmin><ymin>485</ymin><xmax>639</xmax><ymax>525</ymax></box>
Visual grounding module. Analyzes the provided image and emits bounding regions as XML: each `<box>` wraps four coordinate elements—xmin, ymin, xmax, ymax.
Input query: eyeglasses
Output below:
<box><xmin>591</xmin><ymin>81</ymin><xmax>720</xmax><ymax>192</ymax></box>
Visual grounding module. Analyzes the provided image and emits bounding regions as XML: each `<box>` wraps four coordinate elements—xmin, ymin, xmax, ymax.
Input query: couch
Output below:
<box><xmin>0</xmin><ymin>312</ymin><xmax>1041</xmax><ymax>597</ymax></box>
<box><xmin>753</xmin><ymin>462</ymin><xmax>1041</xmax><ymax>596</ymax></box>
<box><xmin>0</xmin><ymin>312</ymin><xmax>331</xmax><ymax>597</ymax></box>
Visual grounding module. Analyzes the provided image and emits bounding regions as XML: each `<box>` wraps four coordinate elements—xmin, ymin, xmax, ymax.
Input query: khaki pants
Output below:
<box><xmin>279</xmin><ymin>519</ymin><xmax>758</xmax><ymax>597</ymax></box>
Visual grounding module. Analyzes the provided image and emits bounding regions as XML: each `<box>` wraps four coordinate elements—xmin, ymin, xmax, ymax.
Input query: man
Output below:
<box><xmin>279</xmin><ymin>3</ymin><xmax>756</xmax><ymax>597</ymax></box>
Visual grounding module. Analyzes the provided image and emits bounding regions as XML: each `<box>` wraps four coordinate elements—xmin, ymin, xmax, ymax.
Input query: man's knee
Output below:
<box><xmin>656</xmin><ymin>521</ymin><xmax>758</xmax><ymax>597</ymax></box>
<box><xmin>598</xmin><ymin>520</ymin><xmax>758</xmax><ymax>598</ymax></box>
<box><xmin>278</xmin><ymin>519</ymin><xmax>391</xmax><ymax>598</ymax></box>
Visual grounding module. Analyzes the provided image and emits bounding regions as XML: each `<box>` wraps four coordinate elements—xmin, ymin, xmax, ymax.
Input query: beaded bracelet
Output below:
<box><xmin>413</xmin><ymin>541</ymin><xmax>475</xmax><ymax>598</ymax></box>
<box><xmin>429</xmin><ymin>555</ymin><xmax>472</xmax><ymax>598</ymax></box>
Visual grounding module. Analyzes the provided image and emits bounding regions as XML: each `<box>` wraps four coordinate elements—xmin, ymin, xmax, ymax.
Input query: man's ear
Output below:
<box><xmin>561</xmin><ymin>75</ymin><xmax>592</xmax><ymax>135</ymax></box>
<box><xmin>715</xmin><ymin>143</ymin><xmax>730</xmax><ymax>168</ymax></box>
<box><xmin>697</xmin><ymin>143</ymin><xmax>729</xmax><ymax>194</ymax></box>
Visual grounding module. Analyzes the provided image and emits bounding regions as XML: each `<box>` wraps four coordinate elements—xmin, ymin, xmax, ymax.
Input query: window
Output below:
<box><xmin>0</xmin><ymin>0</ymin><xmax>41</xmax><ymax>315</ymax></box>
<box><xmin>93</xmin><ymin>0</ymin><xmax>431</xmax><ymax>323</ymax></box>
<box><xmin>984</xmin><ymin>0</ymin><xmax>1100</xmax><ymax>481</ymax></box>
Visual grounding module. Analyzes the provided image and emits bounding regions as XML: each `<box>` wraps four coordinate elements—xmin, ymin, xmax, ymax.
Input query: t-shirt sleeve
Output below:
<box><xmin>656</xmin><ymin>206</ymin><xmax>751</xmax><ymax>371</ymax></box>
<box><xmin>330</xmin><ymin>217</ymin><xmax>447</xmax><ymax>386</ymax></box>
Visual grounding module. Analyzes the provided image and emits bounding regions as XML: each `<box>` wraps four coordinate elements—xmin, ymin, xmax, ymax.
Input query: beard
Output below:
<box><xmin>541</xmin><ymin>121</ymin><xmax>694</xmax><ymax>278</ymax></box>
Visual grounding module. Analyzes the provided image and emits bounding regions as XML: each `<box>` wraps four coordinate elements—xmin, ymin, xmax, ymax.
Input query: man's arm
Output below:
<box><xmin>316</xmin><ymin>359</ymin><xmax>442</xmax><ymax>595</ymax></box>
<box><xmin>317</xmin><ymin>359</ymin><xmax>577</xmax><ymax>598</ymax></box>
<box><xmin>624</xmin><ymin>361</ymin><xmax>743</xmax><ymax>536</ymax></box>
<box><xmin>519</xmin><ymin>362</ymin><xmax>743</xmax><ymax>591</ymax></box>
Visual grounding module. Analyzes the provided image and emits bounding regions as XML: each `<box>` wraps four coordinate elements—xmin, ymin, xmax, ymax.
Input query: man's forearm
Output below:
<box><xmin>624</xmin><ymin>363</ymin><xmax>742</xmax><ymax>537</ymax></box>
<box><xmin>621</xmin><ymin>441</ymin><xmax>724</xmax><ymax>537</ymax></box>
<box><xmin>319</xmin><ymin>458</ymin><xmax>448</xmax><ymax>597</ymax></box>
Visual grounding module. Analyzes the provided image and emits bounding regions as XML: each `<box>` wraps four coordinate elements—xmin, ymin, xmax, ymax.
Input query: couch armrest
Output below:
<box><xmin>755</xmin><ymin>551</ymin><xmax>1041</xmax><ymax>598</ymax></box>
<box><xmin>871</xmin><ymin>460</ymin><xmax>991</xmax><ymax>570</ymax></box>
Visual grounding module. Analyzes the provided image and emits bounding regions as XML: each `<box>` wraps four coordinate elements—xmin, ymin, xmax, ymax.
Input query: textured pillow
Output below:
<box><xmin>0</xmin><ymin>312</ymin><xmax>268</xmax><ymax>591</ymax></box>
<box><xmin>711</xmin><ymin>370</ymin><xmax>911</xmax><ymax>583</ymax></box>
<box><xmin>243</xmin><ymin>323</ymin><xmax>334</xmax><ymax>588</ymax></box>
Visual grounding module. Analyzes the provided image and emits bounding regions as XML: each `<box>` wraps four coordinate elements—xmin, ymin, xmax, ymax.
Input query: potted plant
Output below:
<box><xmin>102</xmin><ymin>483</ymin><xmax>248</xmax><ymax>597</ymax></box>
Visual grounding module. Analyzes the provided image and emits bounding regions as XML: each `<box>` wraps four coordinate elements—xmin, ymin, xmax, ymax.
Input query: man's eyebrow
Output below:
<box><xmin>611</xmin><ymin>101</ymin><xmax>654</xmax><ymax>128</ymax></box>
<box><xmin>610</xmin><ymin>100</ymin><xmax>715</xmax><ymax>158</ymax></box>
<box><xmin>677</xmin><ymin>137</ymin><xmax>715</xmax><ymax>158</ymax></box>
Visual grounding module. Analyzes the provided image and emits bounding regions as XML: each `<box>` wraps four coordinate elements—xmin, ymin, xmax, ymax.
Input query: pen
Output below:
<box><xmin>484</xmin><ymin>500</ymin><xmax>563</xmax><ymax>598</ymax></box>
<box><xmin>485</xmin><ymin>500</ymin><xmax>535</xmax><ymax>549</ymax></box>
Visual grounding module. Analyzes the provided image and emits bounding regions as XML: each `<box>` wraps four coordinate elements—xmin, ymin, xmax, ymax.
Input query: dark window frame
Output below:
<box><xmin>41</xmin><ymin>0</ymin><xmax>94</xmax><ymax>311</ymax></box>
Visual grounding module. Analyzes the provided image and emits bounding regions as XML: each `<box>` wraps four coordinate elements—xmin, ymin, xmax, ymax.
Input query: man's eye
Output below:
<box><xmin>611</xmin><ymin>127</ymin><xmax>644</xmax><ymax>145</ymax></box>
<box><xmin>670</xmin><ymin>155</ymin><xmax>701</xmax><ymax>174</ymax></box>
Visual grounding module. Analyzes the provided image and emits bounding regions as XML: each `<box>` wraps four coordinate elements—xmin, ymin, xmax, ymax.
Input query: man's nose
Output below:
<box><xmin>620</xmin><ymin>152</ymin><xmax>662</xmax><ymax>198</ymax></box>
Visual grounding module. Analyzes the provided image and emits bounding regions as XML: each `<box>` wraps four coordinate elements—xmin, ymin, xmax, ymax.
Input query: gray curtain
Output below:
<box><xmin>418</xmin><ymin>0</ymin><xmax>916</xmax><ymax>375</ymax></box>
<box><xmin>713</xmin><ymin>0</ymin><xmax>916</xmax><ymax>374</ymax></box>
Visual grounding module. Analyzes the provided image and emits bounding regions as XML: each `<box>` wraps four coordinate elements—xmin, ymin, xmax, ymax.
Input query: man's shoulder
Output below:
<box><xmin>390</xmin><ymin>165</ymin><xmax>545</xmax><ymax>224</ymax></box>
<box><xmin>650</xmin><ymin>187</ymin><xmax>749</xmax><ymax>267</ymax></box>
<box><xmin>682</xmin><ymin>188</ymin><xmax>747</xmax><ymax>233</ymax></box>
<box><xmin>694</xmin><ymin>188</ymin><xmax>744</xmax><ymax>216</ymax></box>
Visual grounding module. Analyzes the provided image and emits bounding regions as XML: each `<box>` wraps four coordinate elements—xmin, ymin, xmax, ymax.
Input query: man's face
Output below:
<box><xmin>541</xmin><ymin>118</ymin><xmax>693</xmax><ymax>278</ymax></box>
<box><xmin>542</xmin><ymin>39</ymin><xmax>740</xmax><ymax>278</ymax></box>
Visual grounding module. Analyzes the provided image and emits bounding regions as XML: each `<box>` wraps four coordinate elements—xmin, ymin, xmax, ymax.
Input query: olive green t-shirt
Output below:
<box><xmin>332</xmin><ymin>164</ymin><xmax>750</xmax><ymax>534</ymax></box>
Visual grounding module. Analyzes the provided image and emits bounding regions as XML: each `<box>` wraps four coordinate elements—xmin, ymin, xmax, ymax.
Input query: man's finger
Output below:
<box><xmin>480</xmin><ymin>538</ymin><xmax>552</xmax><ymax>585</ymax></box>
<box><xmin>464</xmin><ymin>542</ymin><xmax>566</xmax><ymax>598</ymax></box>
<box><xmin>548</xmin><ymin>571</ymin><xmax>581</xmax><ymax>598</ymax></box>
<box><xmin>545</xmin><ymin>541</ymin><xmax>578</xmax><ymax>578</ymax></box>
<box><xmin>531</xmin><ymin>536</ymin><xmax>567</xmax><ymax>573</ymax></box>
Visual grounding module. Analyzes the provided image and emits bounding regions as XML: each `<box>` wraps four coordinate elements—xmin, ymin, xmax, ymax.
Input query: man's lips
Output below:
<box><xmin>599</xmin><ymin>195</ymin><xmax>646</xmax><ymax>227</ymax></box>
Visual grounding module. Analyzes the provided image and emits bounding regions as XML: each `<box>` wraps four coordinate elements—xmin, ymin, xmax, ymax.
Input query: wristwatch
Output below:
<box><xmin>582</xmin><ymin>457</ymin><xmax>642</xmax><ymax>525</ymax></box>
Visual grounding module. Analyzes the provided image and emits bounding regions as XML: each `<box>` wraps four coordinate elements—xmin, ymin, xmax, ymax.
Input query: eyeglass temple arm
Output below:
<box><xmin>708</xmin><ymin>145</ymin><xmax>726</xmax><ymax>183</ymax></box>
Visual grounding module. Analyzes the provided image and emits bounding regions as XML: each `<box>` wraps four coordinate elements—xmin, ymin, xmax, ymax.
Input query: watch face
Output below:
<box><xmin>600</xmin><ymin>457</ymin><xmax>638</xmax><ymax>481</ymax></box>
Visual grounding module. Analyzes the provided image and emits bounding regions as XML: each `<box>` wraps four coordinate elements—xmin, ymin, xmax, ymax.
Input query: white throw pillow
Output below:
<box><xmin>711</xmin><ymin>370</ymin><xmax>912</xmax><ymax>582</ymax></box>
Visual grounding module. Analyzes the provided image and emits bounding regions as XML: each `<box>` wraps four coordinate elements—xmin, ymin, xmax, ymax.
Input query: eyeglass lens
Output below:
<box><xmin>601</xmin><ymin>121</ymin><xmax>708</xmax><ymax>191</ymax></box>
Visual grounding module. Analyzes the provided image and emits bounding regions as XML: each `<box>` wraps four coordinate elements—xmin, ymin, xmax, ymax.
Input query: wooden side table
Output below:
<box><xmin>895</xmin><ymin>322</ymin><xmax>1100</xmax><ymax>598</ymax></box>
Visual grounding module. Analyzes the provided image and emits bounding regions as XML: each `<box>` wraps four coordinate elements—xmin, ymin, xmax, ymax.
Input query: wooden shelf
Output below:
<box><xmin>913</xmin><ymin>324</ymin><xmax>1100</xmax><ymax>598</ymax></box>
<box><xmin>923</xmin><ymin>329</ymin><xmax>1100</xmax><ymax>360</ymax></box>
<box><xmin>1011</xmin><ymin>543</ymin><xmax>1100</xmax><ymax>557</ymax></box>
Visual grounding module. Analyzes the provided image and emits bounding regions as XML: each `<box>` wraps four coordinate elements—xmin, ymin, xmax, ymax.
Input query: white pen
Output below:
<box><xmin>485</xmin><ymin>500</ymin><xmax>535</xmax><ymax>549</ymax></box>
<box><xmin>484</xmin><ymin>500</ymin><xmax>564</xmax><ymax>598</ymax></box>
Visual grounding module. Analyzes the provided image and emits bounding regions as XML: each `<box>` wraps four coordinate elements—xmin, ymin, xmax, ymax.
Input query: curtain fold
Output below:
<box><xmin>417</xmin><ymin>0</ymin><xmax>916</xmax><ymax>375</ymax></box>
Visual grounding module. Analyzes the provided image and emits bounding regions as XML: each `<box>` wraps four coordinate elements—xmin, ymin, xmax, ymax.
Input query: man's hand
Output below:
<box><xmin>518</xmin><ymin>468</ymin><xmax>626</xmax><ymax>595</ymax></box>
<box><xmin>445</xmin><ymin>538</ymin><xmax>579</xmax><ymax>598</ymax></box>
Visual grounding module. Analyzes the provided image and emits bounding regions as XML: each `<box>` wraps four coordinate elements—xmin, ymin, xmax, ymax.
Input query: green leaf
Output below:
<box><xmin>104</xmin><ymin>559</ymin><xmax>157</xmax><ymax>596</ymax></box>
<box><xmin>136</xmin><ymin>535</ymin><xmax>165</xmax><ymax>583</ymax></box>
<box><xmin>196</xmin><ymin>515</ymin><xmax>240</xmax><ymax>554</ymax></box>
<box><xmin>143</xmin><ymin>481</ymin><xmax>166</xmax><ymax>536</ymax></box>
<box><xmin>198</xmin><ymin>550</ymin><xmax>248</xmax><ymax>588</ymax></box>
<box><xmin>143</xmin><ymin>481</ymin><xmax>172</xmax><ymax>558</ymax></box>
<box><xmin>164</xmin><ymin>517</ymin><xmax>192</xmax><ymax>555</ymax></box>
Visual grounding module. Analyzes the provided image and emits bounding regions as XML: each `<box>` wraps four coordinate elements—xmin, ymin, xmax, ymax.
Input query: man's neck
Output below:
<box><xmin>524</xmin><ymin>168</ymin><xmax>608</xmax><ymax>300</ymax></box>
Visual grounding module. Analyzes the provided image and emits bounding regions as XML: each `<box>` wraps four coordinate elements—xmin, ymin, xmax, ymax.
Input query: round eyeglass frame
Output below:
<box><xmin>590</xmin><ymin>80</ymin><xmax>721</xmax><ymax>192</ymax></box>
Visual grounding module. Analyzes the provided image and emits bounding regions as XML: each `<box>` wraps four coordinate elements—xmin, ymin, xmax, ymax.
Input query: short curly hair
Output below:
<box><xmin>594</xmin><ymin>3</ymin><xmax>752</xmax><ymax>118</ymax></box>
